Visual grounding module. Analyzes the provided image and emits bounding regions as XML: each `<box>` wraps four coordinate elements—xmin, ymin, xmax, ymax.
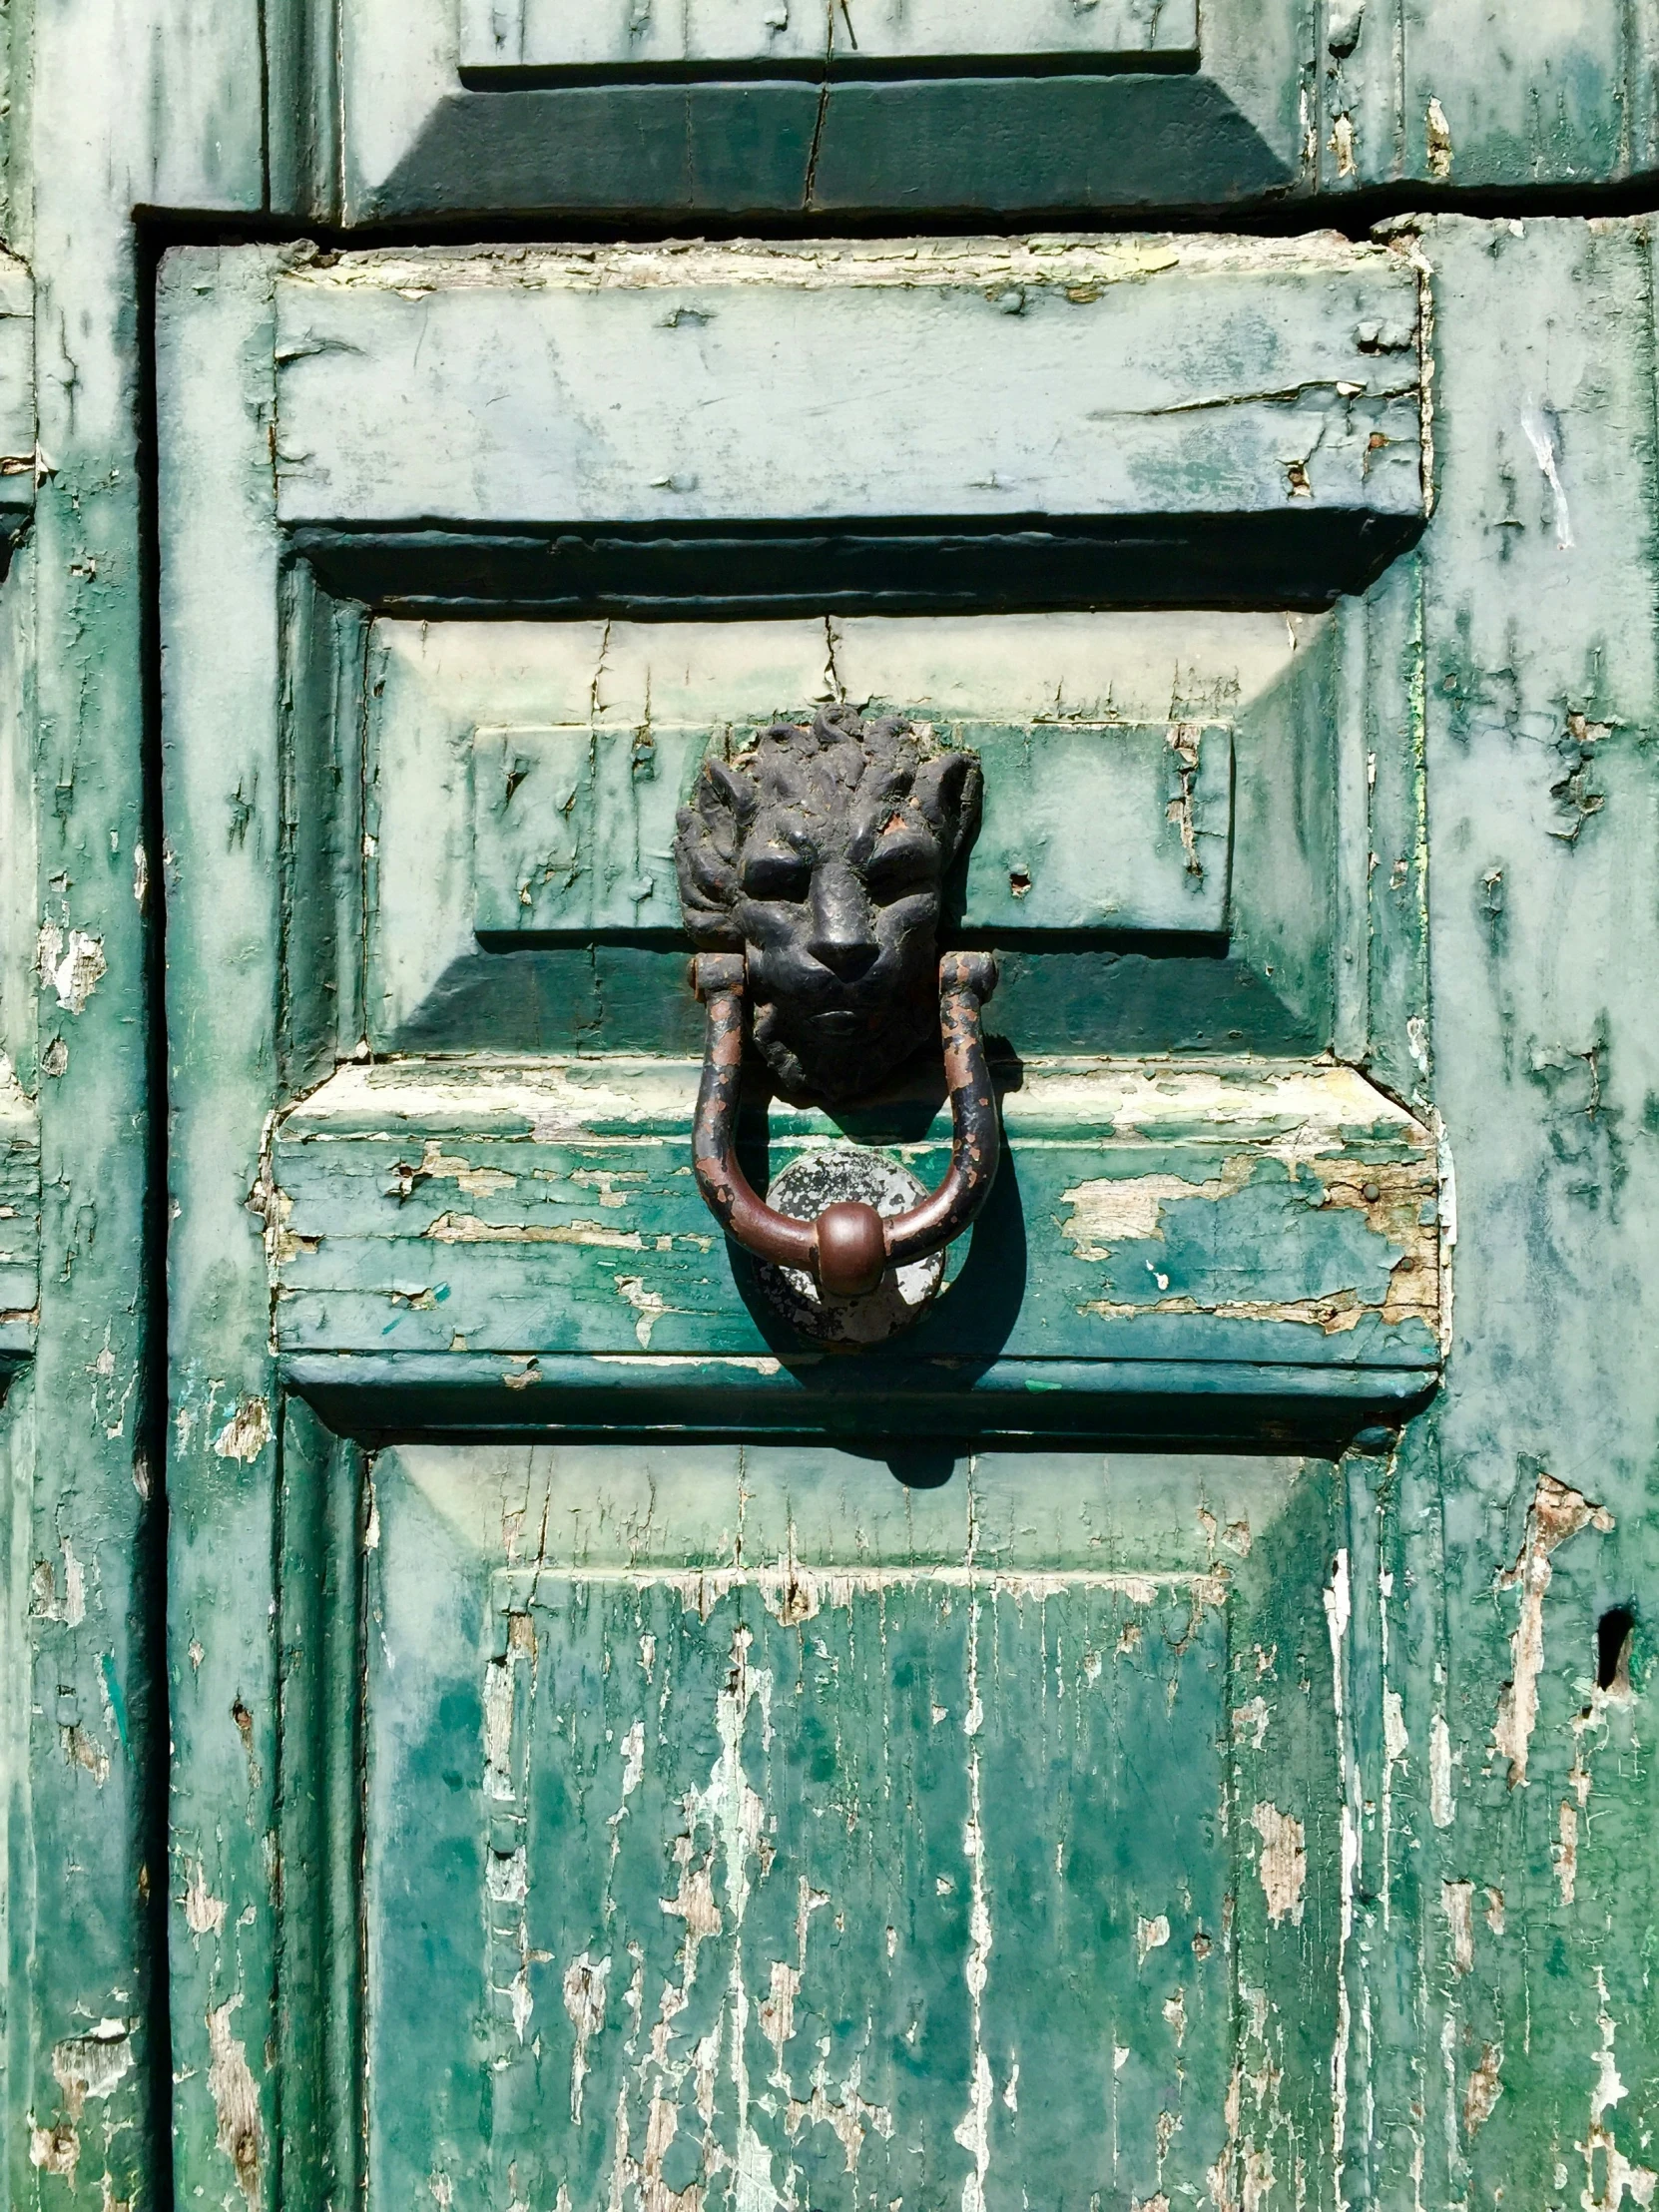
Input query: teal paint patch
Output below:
<box><xmin>367</xmin><ymin>1530</ymin><xmax>1232</xmax><ymax>2207</ymax></box>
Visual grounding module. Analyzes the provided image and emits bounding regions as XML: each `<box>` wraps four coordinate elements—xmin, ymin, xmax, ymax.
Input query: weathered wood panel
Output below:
<box><xmin>153</xmin><ymin>212</ymin><xmax>1659</xmax><ymax>2212</ymax></box>
<box><xmin>1286</xmin><ymin>217</ymin><xmax>1659</xmax><ymax>2212</ymax></box>
<box><xmin>358</xmin><ymin>1441</ymin><xmax>1338</xmax><ymax>2209</ymax></box>
<box><xmin>473</xmin><ymin>719</ymin><xmax>1231</xmax><ymax>940</ymax></box>
<box><xmin>326</xmin><ymin>0</ymin><xmax>1299</xmax><ymax>224</ymax></box>
<box><xmin>271</xmin><ymin>1059</ymin><xmax>1440</xmax><ymax>1384</ymax></box>
<box><xmin>1325</xmin><ymin>0</ymin><xmax>1659</xmax><ymax>194</ymax></box>
<box><xmin>1400</xmin><ymin>214</ymin><xmax>1659</xmax><ymax>2210</ymax></box>
<box><xmin>364</xmin><ymin>612</ymin><xmax>1307</xmax><ymax>1055</ymax></box>
<box><xmin>272</xmin><ymin>238</ymin><xmax>1423</xmax><ymax>531</ymax></box>
<box><xmin>461</xmin><ymin>0</ymin><xmax>1198</xmax><ymax>70</ymax></box>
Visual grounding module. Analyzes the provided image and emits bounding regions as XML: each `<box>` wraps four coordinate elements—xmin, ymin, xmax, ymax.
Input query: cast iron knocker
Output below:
<box><xmin>675</xmin><ymin>707</ymin><xmax>1000</xmax><ymax>1317</ymax></box>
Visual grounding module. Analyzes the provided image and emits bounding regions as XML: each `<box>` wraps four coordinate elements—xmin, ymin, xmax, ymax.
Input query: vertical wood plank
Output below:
<box><xmin>9</xmin><ymin>7</ymin><xmax>264</xmax><ymax>2201</ymax></box>
<box><xmin>276</xmin><ymin>1397</ymin><xmax>364</xmax><ymax>2211</ymax></box>
<box><xmin>158</xmin><ymin>244</ymin><xmax>285</xmax><ymax>2212</ymax></box>
<box><xmin>1392</xmin><ymin>213</ymin><xmax>1659</xmax><ymax>2206</ymax></box>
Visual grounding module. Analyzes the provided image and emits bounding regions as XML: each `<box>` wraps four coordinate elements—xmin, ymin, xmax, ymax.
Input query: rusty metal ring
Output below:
<box><xmin>690</xmin><ymin>951</ymin><xmax>1000</xmax><ymax>1301</ymax></box>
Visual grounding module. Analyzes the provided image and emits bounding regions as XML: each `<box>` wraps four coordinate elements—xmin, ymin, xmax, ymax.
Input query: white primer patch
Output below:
<box><xmin>1520</xmin><ymin>404</ymin><xmax>1572</xmax><ymax>550</ymax></box>
<box><xmin>36</xmin><ymin>921</ymin><xmax>107</xmax><ymax>1014</ymax></box>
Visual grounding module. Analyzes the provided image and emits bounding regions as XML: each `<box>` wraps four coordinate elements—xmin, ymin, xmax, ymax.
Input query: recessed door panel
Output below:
<box><xmin>363</xmin><ymin>1443</ymin><xmax>1331</xmax><ymax>2211</ymax></box>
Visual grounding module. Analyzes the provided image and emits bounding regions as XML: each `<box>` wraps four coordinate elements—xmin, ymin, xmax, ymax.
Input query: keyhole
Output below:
<box><xmin>1596</xmin><ymin>1605</ymin><xmax>1636</xmax><ymax>1694</ymax></box>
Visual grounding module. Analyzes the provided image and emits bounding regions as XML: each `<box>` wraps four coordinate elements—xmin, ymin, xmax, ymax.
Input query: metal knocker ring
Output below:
<box><xmin>690</xmin><ymin>949</ymin><xmax>1001</xmax><ymax>1301</ymax></box>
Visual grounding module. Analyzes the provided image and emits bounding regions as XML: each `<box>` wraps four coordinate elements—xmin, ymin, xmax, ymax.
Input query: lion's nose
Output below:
<box><xmin>808</xmin><ymin>868</ymin><xmax>879</xmax><ymax>981</ymax></box>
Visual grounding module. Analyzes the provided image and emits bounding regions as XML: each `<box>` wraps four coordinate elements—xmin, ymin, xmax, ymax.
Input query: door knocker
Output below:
<box><xmin>675</xmin><ymin>707</ymin><xmax>1000</xmax><ymax>1332</ymax></box>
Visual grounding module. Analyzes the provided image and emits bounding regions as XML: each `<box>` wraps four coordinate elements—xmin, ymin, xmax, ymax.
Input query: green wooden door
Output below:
<box><xmin>159</xmin><ymin>233</ymin><xmax>1444</xmax><ymax>2209</ymax></box>
<box><xmin>4</xmin><ymin>9</ymin><xmax>1659</xmax><ymax>2212</ymax></box>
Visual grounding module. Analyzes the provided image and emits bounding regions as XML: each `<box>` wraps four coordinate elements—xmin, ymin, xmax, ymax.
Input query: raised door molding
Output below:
<box><xmin>278</xmin><ymin>0</ymin><xmax>1659</xmax><ymax>222</ymax></box>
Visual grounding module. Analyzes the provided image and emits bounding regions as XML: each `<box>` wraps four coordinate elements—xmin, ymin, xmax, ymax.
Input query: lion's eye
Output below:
<box><xmin>864</xmin><ymin>845</ymin><xmax>933</xmax><ymax>904</ymax></box>
<box><xmin>743</xmin><ymin>851</ymin><xmax>812</xmax><ymax>901</ymax></box>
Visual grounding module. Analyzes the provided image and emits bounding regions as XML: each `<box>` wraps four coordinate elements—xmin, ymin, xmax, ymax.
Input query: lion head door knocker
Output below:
<box><xmin>675</xmin><ymin>705</ymin><xmax>1000</xmax><ymax>1342</ymax></box>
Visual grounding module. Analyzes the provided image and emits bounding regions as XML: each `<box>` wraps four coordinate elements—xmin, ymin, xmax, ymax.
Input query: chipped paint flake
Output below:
<box><xmin>31</xmin><ymin>1539</ymin><xmax>87</xmax><ymax>1625</ymax></box>
<box><xmin>1555</xmin><ymin>1799</ymin><xmax>1579</xmax><ymax>1906</ymax></box>
<box><xmin>206</xmin><ymin>1995</ymin><xmax>263</xmax><ymax>2207</ymax></box>
<box><xmin>613</xmin><ymin>1272</ymin><xmax>676</xmax><ymax>1348</ymax></box>
<box><xmin>1232</xmin><ymin>1695</ymin><xmax>1270</xmax><ymax>1751</ymax></box>
<box><xmin>1059</xmin><ymin>1158</ymin><xmax>1254</xmax><ymax>1258</ymax></box>
<box><xmin>759</xmin><ymin>1958</ymin><xmax>801</xmax><ymax>2082</ymax></box>
<box><xmin>1428</xmin><ymin>1711</ymin><xmax>1455</xmax><ymax>1828</ymax></box>
<box><xmin>62</xmin><ymin>1721</ymin><xmax>110</xmax><ymax>1784</ymax></box>
<box><xmin>1081</xmin><ymin>1288</ymin><xmax>1372</xmax><ymax>1335</ymax></box>
<box><xmin>618</xmin><ymin>1717</ymin><xmax>646</xmax><ymax>1801</ymax></box>
<box><xmin>1521</xmin><ymin>405</ymin><xmax>1573</xmax><ymax>551</ymax></box>
<box><xmin>1382</xmin><ymin>1688</ymin><xmax>1407</xmax><ymax>1767</ymax></box>
<box><xmin>1463</xmin><ymin>2044</ymin><xmax>1502</xmax><ymax>2137</ymax></box>
<box><xmin>36</xmin><ymin>920</ymin><xmax>107</xmax><ymax>1013</ymax></box>
<box><xmin>213</xmin><ymin>1396</ymin><xmax>272</xmax><ymax>1463</ymax></box>
<box><xmin>29</xmin><ymin>2118</ymin><xmax>80</xmax><ymax>2183</ymax></box>
<box><xmin>1250</xmin><ymin>1803</ymin><xmax>1307</xmax><ymax>1927</ymax></box>
<box><xmin>186</xmin><ymin>1860</ymin><xmax>229</xmax><ymax>1938</ymax></box>
<box><xmin>562</xmin><ymin>1952</ymin><xmax>611</xmax><ymax>2118</ymax></box>
<box><xmin>1492</xmin><ymin>1474</ymin><xmax>1612</xmax><ymax>1787</ymax></box>
<box><xmin>51</xmin><ymin>2020</ymin><xmax>133</xmax><ymax>2116</ymax></box>
<box><xmin>1136</xmin><ymin>1913</ymin><xmax>1171</xmax><ymax>1963</ymax></box>
<box><xmin>1441</xmin><ymin>1880</ymin><xmax>1474</xmax><ymax>1976</ymax></box>
<box><xmin>426</xmin><ymin>1211</ymin><xmax>645</xmax><ymax>1250</ymax></box>
<box><xmin>1585</xmin><ymin>1975</ymin><xmax>1657</xmax><ymax>2209</ymax></box>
